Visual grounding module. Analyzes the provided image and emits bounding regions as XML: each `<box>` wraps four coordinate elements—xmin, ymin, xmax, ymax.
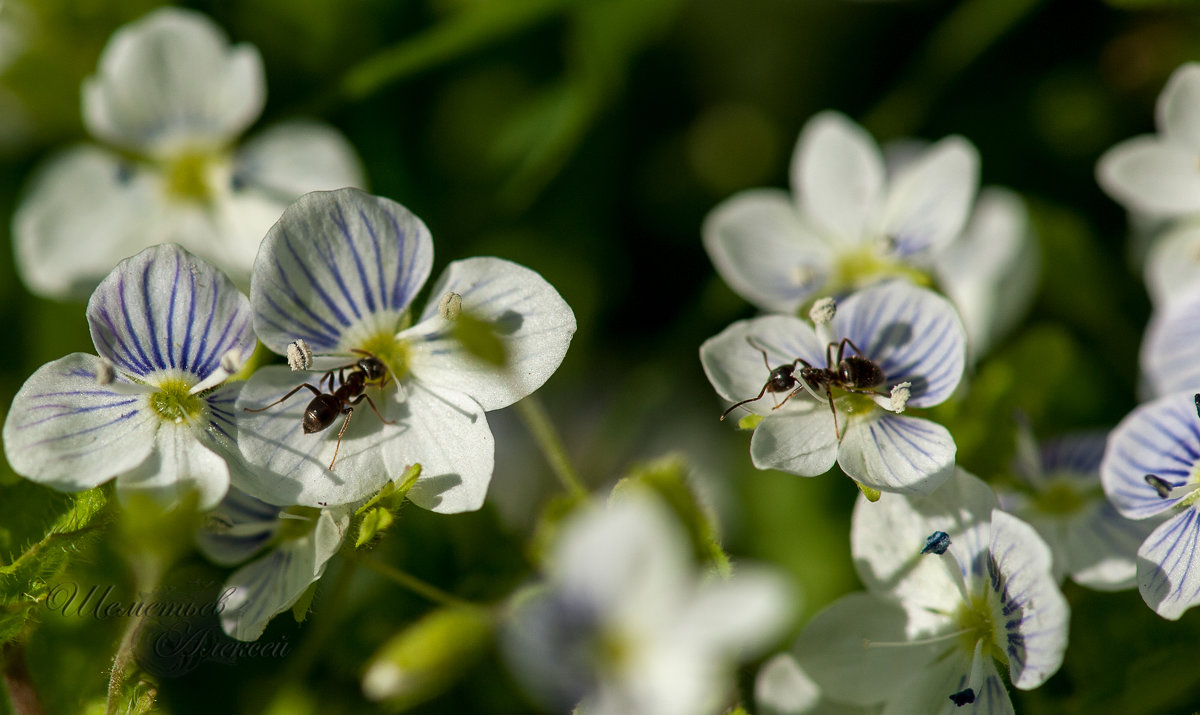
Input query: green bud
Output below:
<box><xmin>856</xmin><ymin>482</ymin><xmax>882</xmax><ymax>502</ymax></box>
<box><xmin>361</xmin><ymin>606</ymin><xmax>494</xmax><ymax>710</ymax></box>
<box><xmin>355</xmin><ymin>507</ymin><xmax>396</xmax><ymax>548</ymax></box>
<box><xmin>737</xmin><ymin>413</ymin><xmax>764</xmax><ymax>430</ymax></box>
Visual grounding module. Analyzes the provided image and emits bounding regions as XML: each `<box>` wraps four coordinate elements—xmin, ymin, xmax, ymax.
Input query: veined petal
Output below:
<box><xmin>1096</xmin><ymin>136</ymin><xmax>1200</xmax><ymax>217</ymax></box>
<box><xmin>382</xmin><ymin>382</ymin><xmax>495</xmax><ymax>514</ymax></box>
<box><xmin>404</xmin><ymin>257</ymin><xmax>576</xmax><ymax>411</ymax></box>
<box><xmin>792</xmin><ymin>112</ymin><xmax>885</xmax><ymax>243</ymax></box>
<box><xmin>116</xmin><ymin>420</ymin><xmax>231</xmax><ymax>510</ymax></box>
<box><xmin>1101</xmin><ymin>392</ymin><xmax>1200</xmax><ymax>519</ymax></box>
<box><xmin>219</xmin><ymin>507</ymin><xmax>349</xmax><ymax>641</ymax></box>
<box><xmin>3</xmin><ymin>353</ymin><xmax>156</xmax><ymax>491</ymax></box>
<box><xmin>986</xmin><ymin>510</ymin><xmax>1068</xmax><ymax>690</ymax></box>
<box><xmin>1141</xmin><ymin>287</ymin><xmax>1200</xmax><ymax>397</ymax></box>
<box><xmin>1137</xmin><ymin>507</ymin><xmax>1200</xmax><ymax>620</ymax></box>
<box><xmin>838</xmin><ymin>414</ymin><xmax>955</xmax><ymax>496</ymax></box>
<box><xmin>250</xmin><ymin>188</ymin><xmax>433</xmax><ymax>354</ymax></box>
<box><xmin>880</xmin><ymin>136</ymin><xmax>979</xmax><ymax>259</ymax></box>
<box><xmin>700</xmin><ymin>315</ymin><xmax>826</xmax><ymax>417</ymax></box>
<box><xmin>1145</xmin><ymin>222</ymin><xmax>1200</xmax><ymax>308</ymax></box>
<box><xmin>881</xmin><ymin>651</ymin><xmax>1012</xmax><ymax>715</ymax></box>
<box><xmin>702</xmin><ymin>189</ymin><xmax>834</xmax><ymax>312</ymax></box>
<box><xmin>852</xmin><ymin>469</ymin><xmax>998</xmax><ymax>609</ymax></box>
<box><xmin>750</xmin><ymin>408</ymin><xmax>840</xmax><ymax>477</ymax></box>
<box><xmin>1061</xmin><ymin>500</ymin><xmax>1152</xmax><ymax>591</ymax></box>
<box><xmin>1039</xmin><ymin>431</ymin><xmax>1107</xmax><ymax>476</ymax></box>
<box><xmin>13</xmin><ymin>145</ymin><xmax>160</xmax><ymax>301</ymax></box>
<box><xmin>794</xmin><ymin>592</ymin><xmax>949</xmax><ymax>707</ymax></box>
<box><xmin>196</xmin><ymin>487</ymin><xmax>281</xmax><ymax>566</ymax></box>
<box><xmin>82</xmin><ymin>8</ymin><xmax>264</xmax><ymax>158</ymax></box>
<box><xmin>87</xmin><ymin>244</ymin><xmax>254</xmax><ymax>380</ymax></box>
<box><xmin>833</xmin><ymin>282</ymin><xmax>966</xmax><ymax>407</ymax></box>
<box><xmin>234</xmin><ymin>120</ymin><xmax>365</xmax><ymax>199</ymax></box>
<box><xmin>1157</xmin><ymin>62</ymin><xmax>1200</xmax><ymax>153</ymax></box>
<box><xmin>233</xmin><ymin>365</ymin><xmax>392</xmax><ymax>507</ymax></box>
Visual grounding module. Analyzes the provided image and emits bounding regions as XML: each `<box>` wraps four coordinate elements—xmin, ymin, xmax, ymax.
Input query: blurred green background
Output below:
<box><xmin>1</xmin><ymin>0</ymin><xmax>1199</xmax><ymax>712</ymax></box>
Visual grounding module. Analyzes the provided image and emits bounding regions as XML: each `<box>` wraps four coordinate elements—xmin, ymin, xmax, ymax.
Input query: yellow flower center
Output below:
<box><xmin>830</xmin><ymin>245</ymin><xmax>932</xmax><ymax>294</ymax></box>
<box><xmin>1030</xmin><ymin>475</ymin><xmax>1094</xmax><ymax>516</ymax></box>
<box><xmin>148</xmin><ymin>376</ymin><xmax>207</xmax><ymax>424</ymax></box>
<box><xmin>955</xmin><ymin>591</ymin><xmax>1006</xmax><ymax>664</ymax></box>
<box><xmin>356</xmin><ymin>322</ymin><xmax>413</xmax><ymax>383</ymax></box>
<box><xmin>164</xmin><ymin>151</ymin><xmax>219</xmax><ymax>202</ymax></box>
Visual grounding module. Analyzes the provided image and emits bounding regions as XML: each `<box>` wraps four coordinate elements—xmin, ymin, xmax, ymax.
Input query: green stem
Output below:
<box><xmin>862</xmin><ymin>0</ymin><xmax>1045</xmax><ymax>138</ymax></box>
<box><xmin>515</xmin><ymin>396</ymin><xmax>588</xmax><ymax>499</ymax></box>
<box><xmin>354</xmin><ymin>554</ymin><xmax>474</xmax><ymax>609</ymax></box>
<box><xmin>105</xmin><ymin>559</ymin><xmax>162</xmax><ymax>715</ymax></box>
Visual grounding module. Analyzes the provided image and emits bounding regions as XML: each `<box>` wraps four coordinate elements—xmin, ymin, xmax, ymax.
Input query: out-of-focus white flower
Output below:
<box><xmin>1140</xmin><ymin>284</ymin><xmax>1200</xmax><ymax>398</ymax></box>
<box><xmin>502</xmin><ymin>490</ymin><xmax>792</xmax><ymax>715</ymax></box>
<box><xmin>13</xmin><ymin>8</ymin><xmax>364</xmax><ymax>300</ymax></box>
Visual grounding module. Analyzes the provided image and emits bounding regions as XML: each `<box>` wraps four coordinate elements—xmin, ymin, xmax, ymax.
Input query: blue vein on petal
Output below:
<box><xmin>388</xmin><ymin>210</ymin><xmax>417</xmax><ymax>311</ymax></box>
<box><xmin>1145</xmin><ymin>509</ymin><xmax>1200</xmax><ymax>610</ymax></box>
<box><xmin>1042</xmin><ymin>435</ymin><xmax>1106</xmax><ymax>475</ymax></box>
<box><xmin>180</xmin><ymin>262</ymin><xmax>199</xmax><ymax>372</ymax></box>
<box><xmin>868</xmin><ymin>417</ymin><xmax>938</xmax><ymax>484</ymax></box>
<box><xmin>166</xmin><ymin>252</ymin><xmax>179</xmax><ymax>369</ymax></box>
<box><xmin>281</xmin><ymin>228</ymin><xmax>352</xmax><ymax>329</ymax></box>
<box><xmin>366</xmin><ymin>209</ymin><xmax>388</xmax><ymax>311</ymax></box>
<box><xmin>18</xmin><ymin>397</ymin><xmax>140</xmax><ymax>429</ymax></box>
<box><xmin>142</xmin><ymin>256</ymin><xmax>167</xmax><ymax>371</ymax></box>
<box><xmin>331</xmin><ymin>203</ymin><xmax>376</xmax><ymax>314</ymax></box>
<box><xmin>318</xmin><ymin>206</ymin><xmax>364</xmax><ymax>322</ymax></box>
<box><xmin>119</xmin><ymin>273</ymin><xmax>157</xmax><ymax>373</ymax></box>
<box><xmin>26</xmin><ymin>409</ymin><xmax>141</xmax><ymax>446</ymax></box>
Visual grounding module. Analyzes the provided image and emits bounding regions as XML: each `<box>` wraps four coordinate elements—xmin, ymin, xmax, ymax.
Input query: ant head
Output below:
<box><xmin>357</xmin><ymin>357</ymin><xmax>388</xmax><ymax>382</ymax></box>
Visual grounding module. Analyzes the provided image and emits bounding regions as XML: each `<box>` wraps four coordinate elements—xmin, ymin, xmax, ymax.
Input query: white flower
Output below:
<box><xmin>13</xmin><ymin>8</ymin><xmax>364</xmax><ymax>300</ymax></box>
<box><xmin>700</xmin><ymin>281</ymin><xmax>965</xmax><ymax>496</ymax></box>
<box><xmin>502</xmin><ymin>490</ymin><xmax>792</xmax><ymax>715</ymax></box>
<box><xmin>1144</xmin><ymin>221</ymin><xmax>1200</xmax><ymax>308</ymax></box>
<box><xmin>1101</xmin><ymin>391</ymin><xmax>1200</xmax><ymax>619</ymax></box>
<box><xmin>792</xmin><ymin>470</ymin><xmax>1069</xmax><ymax>713</ymax></box>
<box><xmin>755</xmin><ymin>653</ymin><xmax>876</xmax><ymax>715</ymax></box>
<box><xmin>701</xmin><ymin>111</ymin><xmax>977</xmax><ymax>310</ymax></box>
<box><xmin>197</xmin><ymin>487</ymin><xmax>349</xmax><ymax>641</ymax></box>
<box><xmin>2</xmin><ymin>244</ymin><xmax>256</xmax><ymax>509</ymax></box>
<box><xmin>234</xmin><ymin>188</ymin><xmax>576</xmax><ymax>511</ymax></box>
<box><xmin>1140</xmin><ymin>284</ymin><xmax>1200</xmax><ymax>398</ymax></box>
<box><xmin>1097</xmin><ymin>62</ymin><xmax>1200</xmax><ymax>220</ymax></box>
<box><xmin>998</xmin><ymin>427</ymin><xmax>1152</xmax><ymax>591</ymax></box>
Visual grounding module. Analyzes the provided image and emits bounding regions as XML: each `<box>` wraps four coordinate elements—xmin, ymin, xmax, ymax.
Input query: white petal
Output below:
<box><xmin>1096</xmin><ymin>135</ymin><xmax>1200</xmax><ymax>217</ymax></box>
<box><xmin>1141</xmin><ymin>286</ymin><xmax>1200</xmax><ymax>397</ymax></box>
<box><xmin>700</xmin><ymin>315</ymin><xmax>827</xmax><ymax>417</ymax></box>
<box><xmin>13</xmin><ymin>145</ymin><xmax>160</xmax><ymax>301</ymax></box>
<box><xmin>87</xmin><ymin>243</ymin><xmax>255</xmax><ymax>380</ymax></box>
<box><xmin>404</xmin><ymin>257</ymin><xmax>576</xmax><ymax>411</ymax></box>
<box><xmin>833</xmin><ymin>281</ymin><xmax>965</xmax><ymax>407</ymax></box>
<box><xmin>235</xmin><ymin>120</ymin><xmax>365</xmax><ymax>198</ymax></box>
<box><xmin>382</xmin><ymin>382</ymin><xmax>495</xmax><ymax>514</ymax></box>
<box><xmin>234</xmin><ymin>365</ymin><xmax>394</xmax><ymax>507</ymax></box>
<box><xmin>1145</xmin><ymin>222</ymin><xmax>1200</xmax><ymax>308</ymax></box>
<box><xmin>755</xmin><ymin>654</ymin><xmax>821</xmax><ymax>715</ymax></box>
<box><xmin>83</xmin><ymin>8</ymin><xmax>264</xmax><ymax>158</ymax></box>
<box><xmin>2</xmin><ymin>353</ymin><xmax>156</xmax><ymax>491</ymax></box>
<box><xmin>750</xmin><ymin>408</ymin><xmax>840</xmax><ymax>477</ymax></box>
<box><xmin>681</xmin><ymin>566</ymin><xmax>793</xmax><ymax>654</ymax></box>
<box><xmin>986</xmin><ymin>510</ymin><xmax>1068</xmax><ymax>689</ymax></box>
<box><xmin>219</xmin><ymin>508</ymin><xmax>349</xmax><ymax>641</ymax></box>
<box><xmin>1063</xmin><ymin>501</ymin><xmax>1151</xmax><ymax>591</ymax></box>
<box><xmin>880</xmin><ymin>136</ymin><xmax>979</xmax><ymax>258</ymax></box>
<box><xmin>793</xmin><ymin>592</ymin><xmax>949</xmax><ymax>707</ymax></box>
<box><xmin>792</xmin><ymin>112</ymin><xmax>884</xmax><ymax>243</ymax></box>
<box><xmin>1157</xmin><ymin>62</ymin><xmax>1200</xmax><ymax>152</ymax></box>
<box><xmin>935</xmin><ymin>187</ymin><xmax>1037</xmax><ymax>359</ymax></box>
<box><xmin>1100</xmin><ymin>392</ymin><xmax>1200</xmax><ymax>519</ymax></box>
<box><xmin>116</xmin><ymin>420</ymin><xmax>230</xmax><ymax>510</ymax></box>
<box><xmin>250</xmin><ymin>188</ymin><xmax>433</xmax><ymax>354</ymax></box>
<box><xmin>1137</xmin><ymin>508</ymin><xmax>1200</xmax><ymax>620</ymax></box>
<box><xmin>702</xmin><ymin>189</ymin><xmax>835</xmax><ymax>312</ymax></box>
<box><xmin>195</xmin><ymin>487</ymin><xmax>281</xmax><ymax>566</ymax></box>
<box><xmin>881</xmin><ymin>652</ymin><xmax>1012</xmax><ymax>715</ymax></box>
<box><xmin>852</xmin><ymin>469</ymin><xmax>998</xmax><ymax>609</ymax></box>
<box><xmin>838</xmin><ymin>414</ymin><xmax>955</xmax><ymax>496</ymax></box>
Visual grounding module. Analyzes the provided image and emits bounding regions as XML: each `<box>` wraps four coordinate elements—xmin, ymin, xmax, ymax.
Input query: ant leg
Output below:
<box><xmin>745</xmin><ymin>336</ymin><xmax>773</xmax><ymax>372</ymax></box>
<box><xmin>351</xmin><ymin>394</ymin><xmax>397</xmax><ymax>425</ymax></box>
<box><xmin>328</xmin><ymin>406</ymin><xmax>355</xmax><ymax>470</ymax></box>
<box><xmin>721</xmin><ymin>382</ymin><xmax>771</xmax><ymax>421</ymax></box>
<box><xmin>827</xmin><ymin>387</ymin><xmax>841</xmax><ymax>440</ymax></box>
<box><xmin>841</xmin><ymin>337</ymin><xmax>868</xmax><ymax>359</ymax></box>
<box><xmin>243</xmin><ymin>382</ymin><xmax>322</xmax><ymax>412</ymax></box>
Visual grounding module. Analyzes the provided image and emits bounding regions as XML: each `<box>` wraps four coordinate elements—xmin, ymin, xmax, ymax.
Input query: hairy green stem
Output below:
<box><xmin>515</xmin><ymin>396</ymin><xmax>588</xmax><ymax>500</ymax></box>
<box><xmin>354</xmin><ymin>554</ymin><xmax>474</xmax><ymax>610</ymax></box>
<box><xmin>105</xmin><ymin>560</ymin><xmax>162</xmax><ymax>715</ymax></box>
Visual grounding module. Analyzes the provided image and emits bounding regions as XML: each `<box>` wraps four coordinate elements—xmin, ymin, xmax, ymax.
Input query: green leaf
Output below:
<box><xmin>355</xmin><ymin>508</ymin><xmax>396</xmax><ymax>548</ymax></box>
<box><xmin>354</xmin><ymin>464</ymin><xmax>422</xmax><ymax>548</ymax></box>
<box><xmin>613</xmin><ymin>455</ymin><xmax>731</xmax><ymax>577</ymax></box>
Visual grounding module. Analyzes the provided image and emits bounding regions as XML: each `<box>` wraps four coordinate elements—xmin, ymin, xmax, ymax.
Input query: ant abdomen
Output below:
<box><xmin>838</xmin><ymin>355</ymin><xmax>885</xmax><ymax>390</ymax></box>
<box><xmin>303</xmin><ymin>394</ymin><xmax>342</xmax><ymax>434</ymax></box>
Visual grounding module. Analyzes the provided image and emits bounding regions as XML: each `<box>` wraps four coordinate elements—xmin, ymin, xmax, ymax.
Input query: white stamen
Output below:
<box><xmin>96</xmin><ymin>359</ymin><xmax>116</xmax><ymax>386</ymax></box>
<box><xmin>889</xmin><ymin>382</ymin><xmax>911</xmax><ymax>412</ymax></box>
<box><xmin>94</xmin><ymin>360</ymin><xmax>156</xmax><ymax>396</ymax></box>
<box><xmin>863</xmin><ymin>627</ymin><xmax>973</xmax><ymax>650</ymax></box>
<box><xmin>287</xmin><ymin>339</ymin><xmax>314</xmax><ymax>371</ymax></box>
<box><xmin>438</xmin><ymin>291</ymin><xmax>462</xmax><ymax>321</ymax></box>
<box><xmin>809</xmin><ymin>297</ymin><xmax>837</xmax><ymax>326</ymax></box>
<box><xmin>188</xmin><ymin>348</ymin><xmax>244</xmax><ymax>395</ymax></box>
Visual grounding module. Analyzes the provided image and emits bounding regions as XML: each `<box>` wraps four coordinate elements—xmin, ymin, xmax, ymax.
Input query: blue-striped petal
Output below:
<box><xmin>196</xmin><ymin>487</ymin><xmax>281</xmax><ymax>567</ymax></box>
<box><xmin>700</xmin><ymin>315</ymin><xmax>827</xmax><ymax>417</ymax></box>
<box><xmin>1101</xmin><ymin>392</ymin><xmax>1200</xmax><ymax>520</ymax></box>
<box><xmin>885</xmin><ymin>652</ymin><xmax>1013</xmax><ymax>715</ymax></box>
<box><xmin>250</xmin><ymin>188</ymin><xmax>433</xmax><ymax>354</ymax></box>
<box><xmin>1039</xmin><ymin>431</ymin><xmax>1108</xmax><ymax>477</ymax></box>
<box><xmin>986</xmin><ymin>510</ymin><xmax>1068</xmax><ymax>690</ymax></box>
<box><xmin>1141</xmin><ymin>288</ymin><xmax>1200</xmax><ymax>398</ymax></box>
<box><xmin>87</xmin><ymin>243</ymin><xmax>254</xmax><ymax>379</ymax></box>
<box><xmin>1137</xmin><ymin>507</ymin><xmax>1200</xmax><ymax>620</ymax></box>
<box><xmin>833</xmin><ymin>281</ymin><xmax>966</xmax><ymax>407</ymax></box>
<box><xmin>233</xmin><ymin>365</ymin><xmax>392</xmax><ymax>507</ymax></box>
<box><xmin>838</xmin><ymin>413</ymin><xmax>955</xmax><ymax>495</ymax></box>
<box><xmin>2</xmin><ymin>353</ymin><xmax>156</xmax><ymax>492</ymax></box>
<box><xmin>218</xmin><ymin>506</ymin><xmax>349</xmax><ymax>641</ymax></box>
<box><xmin>404</xmin><ymin>257</ymin><xmax>576</xmax><ymax>411</ymax></box>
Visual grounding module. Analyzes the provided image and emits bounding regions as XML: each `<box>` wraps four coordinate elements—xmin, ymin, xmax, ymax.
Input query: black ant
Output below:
<box><xmin>244</xmin><ymin>349</ymin><xmax>395</xmax><ymax>470</ymax></box>
<box><xmin>720</xmin><ymin>336</ymin><xmax>888</xmax><ymax>439</ymax></box>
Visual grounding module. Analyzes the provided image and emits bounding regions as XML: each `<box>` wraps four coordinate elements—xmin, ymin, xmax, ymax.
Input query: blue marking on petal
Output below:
<box><xmin>366</xmin><ymin>210</ymin><xmax>387</xmax><ymax>311</ymax></box>
<box><xmin>166</xmin><ymin>253</ymin><xmax>179</xmax><ymax>369</ymax></box>
<box><xmin>180</xmin><ymin>263</ymin><xmax>198</xmax><ymax>372</ymax></box>
<box><xmin>26</xmin><ymin>409</ymin><xmax>141</xmax><ymax>446</ymax></box>
<box><xmin>388</xmin><ymin>211</ymin><xmax>415</xmax><ymax>311</ymax></box>
<box><xmin>281</xmin><ymin>229</ymin><xmax>352</xmax><ymax>329</ymax></box>
<box><xmin>316</xmin><ymin>207</ymin><xmax>363</xmax><ymax>322</ymax></box>
<box><xmin>17</xmin><ymin>398</ymin><xmax>141</xmax><ymax>429</ymax></box>
<box><xmin>258</xmin><ymin>292</ymin><xmax>339</xmax><ymax>350</ymax></box>
<box><xmin>141</xmin><ymin>258</ymin><xmax>167</xmax><ymax>370</ymax></box>
<box><xmin>333</xmin><ymin>204</ymin><xmax>378</xmax><ymax>314</ymax></box>
<box><xmin>119</xmin><ymin>274</ymin><xmax>156</xmax><ymax>373</ymax></box>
